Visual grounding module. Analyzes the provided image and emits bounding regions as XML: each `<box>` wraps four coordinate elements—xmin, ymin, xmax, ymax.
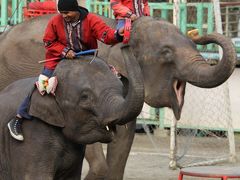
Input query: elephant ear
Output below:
<box><xmin>29</xmin><ymin>90</ymin><xmax>65</xmax><ymax>128</ymax></box>
<box><xmin>107</xmin><ymin>44</ymin><xmax>128</xmax><ymax>77</ymax></box>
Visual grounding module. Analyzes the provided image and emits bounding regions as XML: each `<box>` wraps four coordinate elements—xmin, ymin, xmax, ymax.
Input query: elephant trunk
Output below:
<box><xmin>183</xmin><ymin>33</ymin><xmax>237</xmax><ymax>88</ymax></box>
<box><xmin>118</xmin><ymin>45</ymin><xmax>144</xmax><ymax>124</ymax></box>
<box><xmin>104</xmin><ymin>45</ymin><xmax>144</xmax><ymax>125</ymax></box>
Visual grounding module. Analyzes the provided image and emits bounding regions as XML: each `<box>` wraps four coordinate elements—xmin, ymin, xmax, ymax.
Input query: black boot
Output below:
<box><xmin>7</xmin><ymin>117</ymin><xmax>24</xmax><ymax>141</ymax></box>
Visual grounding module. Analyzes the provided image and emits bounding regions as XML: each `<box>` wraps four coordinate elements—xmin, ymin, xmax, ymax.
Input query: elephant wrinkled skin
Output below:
<box><xmin>0</xmin><ymin>14</ymin><xmax>237</xmax><ymax>179</ymax></box>
<box><xmin>0</xmin><ymin>54</ymin><xmax>144</xmax><ymax>179</ymax></box>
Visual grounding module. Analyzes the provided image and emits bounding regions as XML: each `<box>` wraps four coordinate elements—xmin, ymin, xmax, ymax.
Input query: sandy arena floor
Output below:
<box><xmin>81</xmin><ymin>132</ymin><xmax>240</xmax><ymax>180</ymax></box>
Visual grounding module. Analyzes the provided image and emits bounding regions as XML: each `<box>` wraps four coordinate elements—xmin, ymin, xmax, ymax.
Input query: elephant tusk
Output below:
<box><xmin>106</xmin><ymin>126</ymin><xmax>109</xmax><ymax>131</ymax></box>
<box><xmin>124</xmin><ymin>124</ymin><xmax>128</xmax><ymax>129</ymax></box>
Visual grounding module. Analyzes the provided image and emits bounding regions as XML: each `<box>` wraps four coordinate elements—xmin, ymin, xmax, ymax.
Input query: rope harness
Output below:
<box><xmin>123</xmin><ymin>18</ymin><xmax>131</xmax><ymax>44</ymax></box>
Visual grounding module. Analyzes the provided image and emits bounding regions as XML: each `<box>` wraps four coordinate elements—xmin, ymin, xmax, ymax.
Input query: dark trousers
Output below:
<box><xmin>17</xmin><ymin>95</ymin><xmax>32</xmax><ymax>119</ymax></box>
<box><xmin>16</xmin><ymin>67</ymin><xmax>54</xmax><ymax>119</ymax></box>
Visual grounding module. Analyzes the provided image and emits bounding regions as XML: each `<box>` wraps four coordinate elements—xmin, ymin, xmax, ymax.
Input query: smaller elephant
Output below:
<box><xmin>0</xmin><ymin>49</ymin><xmax>144</xmax><ymax>179</ymax></box>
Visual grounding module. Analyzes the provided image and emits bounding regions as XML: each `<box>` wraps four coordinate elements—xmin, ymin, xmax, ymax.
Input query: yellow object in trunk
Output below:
<box><xmin>187</xmin><ymin>29</ymin><xmax>199</xmax><ymax>39</ymax></box>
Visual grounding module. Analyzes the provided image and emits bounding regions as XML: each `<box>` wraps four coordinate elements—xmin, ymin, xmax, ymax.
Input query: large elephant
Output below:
<box><xmin>0</xmin><ymin>14</ymin><xmax>237</xmax><ymax>179</ymax></box>
<box><xmin>84</xmin><ymin>16</ymin><xmax>237</xmax><ymax>179</ymax></box>
<box><xmin>0</xmin><ymin>51</ymin><xmax>144</xmax><ymax>179</ymax></box>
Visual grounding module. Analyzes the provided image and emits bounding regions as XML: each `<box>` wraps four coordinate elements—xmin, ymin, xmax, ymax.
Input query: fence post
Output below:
<box><xmin>1</xmin><ymin>0</ymin><xmax>8</xmax><ymax>27</ymax></box>
<box><xmin>17</xmin><ymin>0</ymin><xmax>25</xmax><ymax>23</ymax></box>
<box><xmin>180</xmin><ymin>3</ymin><xmax>187</xmax><ymax>34</ymax></box>
<box><xmin>11</xmin><ymin>0</ymin><xmax>18</xmax><ymax>25</ymax></box>
<box><xmin>85</xmin><ymin>0</ymin><xmax>90</xmax><ymax>10</ymax></box>
<box><xmin>207</xmin><ymin>3</ymin><xmax>214</xmax><ymax>51</ymax></box>
<box><xmin>169</xmin><ymin>0</ymin><xmax>181</xmax><ymax>170</ymax></box>
<box><xmin>173</xmin><ymin>0</ymin><xmax>180</xmax><ymax>27</ymax></box>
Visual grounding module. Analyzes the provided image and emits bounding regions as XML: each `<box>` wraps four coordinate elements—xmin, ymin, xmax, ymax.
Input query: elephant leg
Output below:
<box><xmin>21</xmin><ymin>173</ymin><xmax>80</xmax><ymax>180</ymax></box>
<box><xmin>23</xmin><ymin>176</ymin><xmax>52</xmax><ymax>180</ymax></box>
<box><xmin>12</xmin><ymin>172</ymin><xmax>53</xmax><ymax>180</ymax></box>
<box><xmin>84</xmin><ymin>143</ymin><xmax>108</xmax><ymax>180</ymax></box>
<box><xmin>106</xmin><ymin>119</ymin><xmax>137</xmax><ymax>180</ymax></box>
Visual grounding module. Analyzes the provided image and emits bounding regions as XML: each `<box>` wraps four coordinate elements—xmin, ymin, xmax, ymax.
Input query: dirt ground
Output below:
<box><xmin>81</xmin><ymin>131</ymin><xmax>240</xmax><ymax>180</ymax></box>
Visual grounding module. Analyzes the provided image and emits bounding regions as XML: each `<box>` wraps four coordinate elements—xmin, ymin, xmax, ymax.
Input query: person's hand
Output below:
<box><xmin>118</xmin><ymin>27</ymin><xmax>124</xmax><ymax>36</ymax></box>
<box><xmin>130</xmin><ymin>14</ymin><xmax>138</xmax><ymax>21</ymax></box>
<box><xmin>66</xmin><ymin>50</ymin><xmax>76</xmax><ymax>59</ymax></box>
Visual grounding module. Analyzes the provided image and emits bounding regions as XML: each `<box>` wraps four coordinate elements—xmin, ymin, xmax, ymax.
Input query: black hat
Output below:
<box><xmin>58</xmin><ymin>0</ymin><xmax>79</xmax><ymax>11</ymax></box>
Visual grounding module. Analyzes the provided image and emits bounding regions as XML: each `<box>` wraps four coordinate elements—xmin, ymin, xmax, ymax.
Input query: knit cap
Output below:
<box><xmin>58</xmin><ymin>0</ymin><xmax>79</xmax><ymax>11</ymax></box>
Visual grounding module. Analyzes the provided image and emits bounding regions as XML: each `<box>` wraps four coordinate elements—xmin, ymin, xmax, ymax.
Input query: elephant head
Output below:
<box><xmin>29</xmin><ymin>51</ymin><xmax>144</xmax><ymax>144</ymax></box>
<box><xmin>101</xmin><ymin>16</ymin><xmax>237</xmax><ymax>120</ymax></box>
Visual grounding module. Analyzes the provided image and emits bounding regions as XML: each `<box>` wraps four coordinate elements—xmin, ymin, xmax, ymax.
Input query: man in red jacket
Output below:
<box><xmin>7</xmin><ymin>0</ymin><xmax>124</xmax><ymax>141</ymax></box>
<box><xmin>110</xmin><ymin>0</ymin><xmax>150</xmax><ymax>29</ymax></box>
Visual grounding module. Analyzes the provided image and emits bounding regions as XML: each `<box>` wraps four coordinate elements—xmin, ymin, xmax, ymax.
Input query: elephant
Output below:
<box><xmin>0</xmin><ymin>51</ymin><xmax>144</xmax><ymax>179</ymax></box>
<box><xmin>84</xmin><ymin>16</ymin><xmax>237</xmax><ymax>179</ymax></box>
<box><xmin>0</xmin><ymin>14</ymin><xmax>237</xmax><ymax>179</ymax></box>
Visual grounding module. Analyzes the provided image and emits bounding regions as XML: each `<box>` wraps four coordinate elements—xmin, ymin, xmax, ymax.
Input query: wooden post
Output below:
<box><xmin>169</xmin><ymin>0</ymin><xmax>182</xmax><ymax>170</ymax></box>
<box><xmin>169</xmin><ymin>115</ymin><xmax>177</xmax><ymax>169</ymax></box>
<box><xmin>173</xmin><ymin>0</ymin><xmax>181</xmax><ymax>27</ymax></box>
<box><xmin>212</xmin><ymin>0</ymin><xmax>223</xmax><ymax>34</ymax></box>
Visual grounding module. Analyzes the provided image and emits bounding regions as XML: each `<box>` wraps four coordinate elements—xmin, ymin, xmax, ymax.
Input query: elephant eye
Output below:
<box><xmin>80</xmin><ymin>93</ymin><xmax>89</xmax><ymax>101</ymax></box>
<box><xmin>161</xmin><ymin>46</ymin><xmax>174</xmax><ymax>62</ymax></box>
<box><xmin>79</xmin><ymin>89</ymin><xmax>96</xmax><ymax>106</ymax></box>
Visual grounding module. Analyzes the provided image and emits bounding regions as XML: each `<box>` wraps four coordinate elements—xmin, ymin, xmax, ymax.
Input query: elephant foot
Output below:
<box><xmin>84</xmin><ymin>171</ymin><xmax>107</xmax><ymax>180</ymax></box>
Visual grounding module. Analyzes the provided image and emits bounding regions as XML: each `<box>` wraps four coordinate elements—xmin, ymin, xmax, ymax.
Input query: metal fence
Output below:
<box><xmin>1</xmin><ymin>1</ymin><xmax>239</xmax><ymax>39</ymax></box>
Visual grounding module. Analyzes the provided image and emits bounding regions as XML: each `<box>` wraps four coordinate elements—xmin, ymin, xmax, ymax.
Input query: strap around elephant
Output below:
<box><xmin>123</xmin><ymin>18</ymin><xmax>131</xmax><ymax>44</ymax></box>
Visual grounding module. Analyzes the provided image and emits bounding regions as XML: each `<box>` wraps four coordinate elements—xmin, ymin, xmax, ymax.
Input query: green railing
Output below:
<box><xmin>2</xmin><ymin>0</ymin><xmax>237</xmax><ymax>54</ymax></box>
<box><xmin>86</xmin><ymin>1</ymin><xmax>240</xmax><ymax>54</ymax></box>
<box><xmin>87</xmin><ymin>1</ymin><xmax>216</xmax><ymax>51</ymax></box>
<box><xmin>0</xmin><ymin>0</ymin><xmax>47</xmax><ymax>32</ymax></box>
<box><xmin>87</xmin><ymin>1</ymin><xmax>212</xmax><ymax>34</ymax></box>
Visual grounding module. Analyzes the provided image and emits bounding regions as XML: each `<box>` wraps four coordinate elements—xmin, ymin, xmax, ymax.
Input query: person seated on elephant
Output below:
<box><xmin>7</xmin><ymin>0</ymin><xmax>124</xmax><ymax>141</ymax></box>
<box><xmin>110</xmin><ymin>0</ymin><xmax>150</xmax><ymax>30</ymax></box>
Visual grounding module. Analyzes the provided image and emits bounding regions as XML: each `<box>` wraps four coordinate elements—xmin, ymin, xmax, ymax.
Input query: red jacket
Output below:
<box><xmin>110</xmin><ymin>0</ymin><xmax>150</xmax><ymax>19</ymax></box>
<box><xmin>43</xmin><ymin>9</ymin><xmax>120</xmax><ymax>70</ymax></box>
